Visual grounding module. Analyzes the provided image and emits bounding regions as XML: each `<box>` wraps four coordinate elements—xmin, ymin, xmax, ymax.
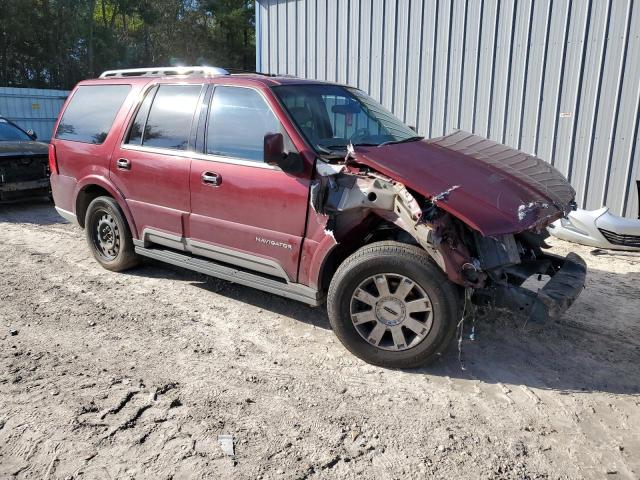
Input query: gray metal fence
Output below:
<box><xmin>256</xmin><ymin>0</ymin><xmax>640</xmax><ymax>218</ymax></box>
<box><xmin>0</xmin><ymin>87</ymin><xmax>69</xmax><ymax>142</ymax></box>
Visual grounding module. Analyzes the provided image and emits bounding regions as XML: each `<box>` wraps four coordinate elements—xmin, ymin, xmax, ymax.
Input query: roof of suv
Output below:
<box><xmin>228</xmin><ymin>74</ymin><xmax>334</xmax><ymax>87</ymax></box>
<box><xmin>85</xmin><ymin>68</ymin><xmax>343</xmax><ymax>88</ymax></box>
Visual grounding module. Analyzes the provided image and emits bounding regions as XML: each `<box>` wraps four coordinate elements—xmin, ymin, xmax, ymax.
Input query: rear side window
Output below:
<box><xmin>206</xmin><ymin>86</ymin><xmax>280</xmax><ymax>162</ymax></box>
<box><xmin>141</xmin><ymin>84</ymin><xmax>202</xmax><ymax>151</ymax></box>
<box><xmin>126</xmin><ymin>86</ymin><xmax>157</xmax><ymax>145</ymax></box>
<box><xmin>56</xmin><ymin>85</ymin><xmax>131</xmax><ymax>144</ymax></box>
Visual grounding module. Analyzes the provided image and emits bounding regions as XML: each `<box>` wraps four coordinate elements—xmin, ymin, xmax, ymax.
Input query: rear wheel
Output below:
<box><xmin>85</xmin><ymin>196</ymin><xmax>139</xmax><ymax>272</ymax></box>
<box><xmin>327</xmin><ymin>241</ymin><xmax>460</xmax><ymax>368</ymax></box>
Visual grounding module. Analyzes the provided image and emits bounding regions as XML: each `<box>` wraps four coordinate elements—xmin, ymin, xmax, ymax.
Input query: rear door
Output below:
<box><xmin>111</xmin><ymin>83</ymin><xmax>203</xmax><ymax>247</ymax></box>
<box><xmin>188</xmin><ymin>84</ymin><xmax>311</xmax><ymax>282</ymax></box>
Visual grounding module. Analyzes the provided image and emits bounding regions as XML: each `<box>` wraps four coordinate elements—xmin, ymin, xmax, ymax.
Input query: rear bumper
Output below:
<box><xmin>476</xmin><ymin>252</ymin><xmax>587</xmax><ymax>324</ymax></box>
<box><xmin>0</xmin><ymin>178</ymin><xmax>50</xmax><ymax>201</ymax></box>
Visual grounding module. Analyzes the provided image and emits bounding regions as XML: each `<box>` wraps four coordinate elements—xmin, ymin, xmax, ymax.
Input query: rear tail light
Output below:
<box><xmin>48</xmin><ymin>143</ymin><xmax>58</xmax><ymax>175</ymax></box>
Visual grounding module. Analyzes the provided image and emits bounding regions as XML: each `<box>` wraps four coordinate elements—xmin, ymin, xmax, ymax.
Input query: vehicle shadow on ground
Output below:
<box><xmin>131</xmin><ymin>258</ymin><xmax>332</xmax><ymax>330</ymax></box>
<box><xmin>0</xmin><ymin>198</ymin><xmax>63</xmax><ymax>225</ymax></box>
<box><xmin>135</xmin><ymin>258</ymin><xmax>640</xmax><ymax>395</ymax></box>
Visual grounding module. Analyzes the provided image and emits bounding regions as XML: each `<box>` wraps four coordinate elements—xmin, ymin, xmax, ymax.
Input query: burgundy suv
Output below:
<box><xmin>50</xmin><ymin>66</ymin><xmax>586</xmax><ymax>368</ymax></box>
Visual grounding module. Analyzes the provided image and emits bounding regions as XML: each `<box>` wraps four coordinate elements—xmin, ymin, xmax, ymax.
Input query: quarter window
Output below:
<box><xmin>206</xmin><ymin>86</ymin><xmax>280</xmax><ymax>162</ymax></box>
<box><xmin>56</xmin><ymin>85</ymin><xmax>131</xmax><ymax>144</ymax></box>
<box><xmin>126</xmin><ymin>86</ymin><xmax>157</xmax><ymax>145</ymax></box>
<box><xmin>142</xmin><ymin>84</ymin><xmax>202</xmax><ymax>151</ymax></box>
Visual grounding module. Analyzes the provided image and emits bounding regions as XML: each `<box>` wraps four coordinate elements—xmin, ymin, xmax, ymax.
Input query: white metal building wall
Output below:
<box><xmin>0</xmin><ymin>87</ymin><xmax>69</xmax><ymax>142</ymax></box>
<box><xmin>256</xmin><ymin>0</ymin><xmax>640</xmax><ymax>218</ymax></box>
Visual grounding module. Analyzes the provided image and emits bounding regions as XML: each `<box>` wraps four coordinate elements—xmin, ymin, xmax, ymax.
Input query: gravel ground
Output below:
<box><xmin>0</xmin><ymin>199</ymin><xmax>639</xmax><ymax>479</ymax></box>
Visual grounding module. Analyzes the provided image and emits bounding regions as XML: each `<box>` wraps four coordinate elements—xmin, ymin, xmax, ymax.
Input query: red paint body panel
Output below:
<box><xmin>353</xmin><ymin>136</ymin><xmax>572</xmax><ymax>236</ymax></box>
<box><xmin>49</xmin><ymin>173</ymin><xmax>76</xmax><ymax>213</ymax></box>
<box><xmin>189</xmin><ymin>159</ymin><xmax>310</xmax><ymax>281</ymax></box>
<box><xmin>110</xmin><ymin>147</ymin><xmax>191</xmax><ymax>239</ymax></box>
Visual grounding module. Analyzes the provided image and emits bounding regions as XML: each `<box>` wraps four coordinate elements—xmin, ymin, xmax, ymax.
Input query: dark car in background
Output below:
<box><xmin>0</xmin><ymin>116</ymin><xmax>51</xmax><ymax>202</ymax></box>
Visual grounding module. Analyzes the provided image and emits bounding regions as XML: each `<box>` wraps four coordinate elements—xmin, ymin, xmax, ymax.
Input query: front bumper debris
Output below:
<box><xmin>476</xmin><ymin>252</ymin><xmax>587</xmax><ymax>324</ymax></box>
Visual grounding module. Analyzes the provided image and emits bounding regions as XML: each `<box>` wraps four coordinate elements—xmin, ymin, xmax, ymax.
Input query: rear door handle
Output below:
<box><xmin>116</xmin><ymin>158</ymin><xmax>131</xmax><ymax>170</ymax></box>
<box><xmin>201</xmin><ymin>172</ymin><xmax>221</xmax><ymax>186</ymax></box>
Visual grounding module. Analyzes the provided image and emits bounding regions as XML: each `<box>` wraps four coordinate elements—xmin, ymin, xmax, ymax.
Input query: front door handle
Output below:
<box><xmin>201</xmin><ymin>172</ymin><xmax>221</xmax><ymax>186</ymax></box>
<box><xmin>116</xmin><ymin>158</ymin><xmax>131</xmax><ymax>170</ymax></box>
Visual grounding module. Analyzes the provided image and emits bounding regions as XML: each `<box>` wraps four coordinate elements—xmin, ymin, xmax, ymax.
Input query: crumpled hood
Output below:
<box><xmin>353</xmin><ymin>131</ymin><xmax>575</xmax><ymax>236</ymax></box>
<box><xmin>0</xmin><ymin>141</ymin><xmax>49</xmax><ymax>158</ymax></box>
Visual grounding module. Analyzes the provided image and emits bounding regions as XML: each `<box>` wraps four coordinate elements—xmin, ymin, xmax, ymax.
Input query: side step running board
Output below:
<box><xmin>134</xmin><ymin>246</ymin><xmax>324</xmax><ymax>306</ymax></box>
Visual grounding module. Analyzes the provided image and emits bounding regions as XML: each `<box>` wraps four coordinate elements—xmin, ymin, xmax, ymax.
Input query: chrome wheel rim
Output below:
<box><xmin>92</xmin><ymin>211</ymin><xmax>121</xmax><ymax>260</ymax></box>
<box><xmin>350</xmin><ymin>273</ymin><xmax>433</xmax><ymax>351</ymax></box>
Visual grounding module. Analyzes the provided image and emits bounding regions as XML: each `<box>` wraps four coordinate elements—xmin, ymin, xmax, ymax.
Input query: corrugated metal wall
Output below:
<box><xmin>256</xmin><ymin>0</ymin><xmax>640</xmax><ymax>218</ymax></box>
<box><xmin>0</xmin><ymin>87</ymin><xmax>69</xmax><ymax>142</ymax></box>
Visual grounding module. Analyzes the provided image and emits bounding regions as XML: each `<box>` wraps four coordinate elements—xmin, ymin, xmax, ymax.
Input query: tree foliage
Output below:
<box><xmin>0</xmin><ymin>0</ymin><xmax>255</xmax><ymax>89</ymax></box>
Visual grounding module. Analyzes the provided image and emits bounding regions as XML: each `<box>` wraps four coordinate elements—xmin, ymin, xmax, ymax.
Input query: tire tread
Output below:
<box><xmin>327</xmin><ymin>241</ymin><xmax>460</xmax><ymax>368</ymax></box>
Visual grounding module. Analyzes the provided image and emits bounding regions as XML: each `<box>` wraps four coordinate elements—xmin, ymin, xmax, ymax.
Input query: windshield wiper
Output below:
<box><xmin>316</xmin><ymin>144</ymin><xmax>346</xmax><ymax>158</ymax></box>
<box><xmin>378</xmin><ymin>136</ymin><xmax>424</xmax><ymax>147</ymax></box>
<box><xmin>324</xmin><ymin>144</ymin><xmax>350</xmax><ymax>150</ymax></box>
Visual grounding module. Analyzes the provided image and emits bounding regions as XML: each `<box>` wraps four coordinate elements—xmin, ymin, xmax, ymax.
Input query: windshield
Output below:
<box><xmin>272</xmin><ymin>84</ymin><xmax>420</xmax><ymax>153</ymax></box>
<box><xmin>0</xmin><ymin>119</ymin><xmax>31</xmax><ymax>141</ymax></box>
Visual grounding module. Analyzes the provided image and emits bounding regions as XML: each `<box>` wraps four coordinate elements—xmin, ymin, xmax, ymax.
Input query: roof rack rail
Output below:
<box><xmin>99</xmin><ymin>66</ymin><xmax>230</xmax><ymax>79</ymax></box>
<box><xmin>226</xmin><ymin>68</ymin><xmax>297</xmax><ymax>78</ymax></box>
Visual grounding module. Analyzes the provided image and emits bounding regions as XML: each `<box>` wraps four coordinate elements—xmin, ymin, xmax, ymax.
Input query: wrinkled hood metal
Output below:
<box><xmin>352</xmin><ymin>131</ymin><xmax>575</xmax><ymax>236</ymax></box>
<box><xmin>0</xmin><ymin>141</ymin><xmax>49</xmax><ymax>158</ymax></box>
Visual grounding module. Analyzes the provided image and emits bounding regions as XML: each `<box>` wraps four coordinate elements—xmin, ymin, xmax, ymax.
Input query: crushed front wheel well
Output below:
<box><xmin>318</xmin><ymin>219</ymin><xmax>418</xmax><ymax>292</ymax></box>
<box><xmin>76</xmin><ymin>185</ymin><xmax>112</xmax><ymax>228</ymax></box>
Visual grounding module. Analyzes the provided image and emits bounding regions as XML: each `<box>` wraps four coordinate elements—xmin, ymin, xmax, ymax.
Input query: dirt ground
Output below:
<box><xmin>0</xmin><ymin>199</ymin><xmax>639</xmax><ymax>480</ymax></box>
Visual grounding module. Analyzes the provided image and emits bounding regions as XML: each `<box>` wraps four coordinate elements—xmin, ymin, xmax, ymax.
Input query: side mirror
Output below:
<box><xmin>264</xmin><ymin>132</ymin><xmax>285</xmax><ymax>165</ymax></box>
<box><xmin>408</xmin><ymin>125</ymin><xmax>417</xmax><ymax>132</ymax></box>
<box><xmin>264</xmin><ymin>132</ymin><xmax>305</xmax><ymax>174</ymax></box>
<box><xmin>27</xmin><ymin>129</ymin><xmax>37</xmax><ymax>140</ymax></box>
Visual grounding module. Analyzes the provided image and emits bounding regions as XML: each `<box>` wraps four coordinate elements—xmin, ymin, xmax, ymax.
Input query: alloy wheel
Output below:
<box><xmin>350</xmin><ymin>273</ymin><xmax>433</xmax><ymax>351</ymax></box>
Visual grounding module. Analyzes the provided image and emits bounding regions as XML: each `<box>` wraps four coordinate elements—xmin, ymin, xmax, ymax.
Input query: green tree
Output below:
<box><xmin>0</xmin><ymin>0</ymin><xmax>255</xmax><ymax>89</ymax></box>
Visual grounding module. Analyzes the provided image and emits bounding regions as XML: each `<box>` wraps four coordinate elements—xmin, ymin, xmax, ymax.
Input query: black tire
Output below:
<box><xmin>327</xmin><ymin>241</ymin><xmax>460</xmax><ymax>368</ymax></box>
<box><xmin>85</xmin><ymin>196</ymin><xmax>139</xmax><ymax>272</ymax></box>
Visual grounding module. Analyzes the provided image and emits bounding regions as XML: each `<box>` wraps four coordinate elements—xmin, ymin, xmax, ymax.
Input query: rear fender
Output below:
<box><xmin>74</xmin><ymin>175</ymin><xmax>138</xmax><ymax>238</ymax></box>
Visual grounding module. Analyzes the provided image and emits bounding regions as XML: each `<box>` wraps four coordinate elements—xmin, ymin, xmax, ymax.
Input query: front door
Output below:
<box><xmin>111</xmin><ymin>83</ymin><xmax>203</xmax><ymax>245</ymax></box>
<box><xmin>189</xmin><ymin>85</ymin><xmax>310</xmax><ymax>282</ymax></box>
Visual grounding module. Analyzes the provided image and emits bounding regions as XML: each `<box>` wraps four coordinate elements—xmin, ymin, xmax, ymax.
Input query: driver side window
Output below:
<box><xmin>206</xmin><ymin>86</ymin><xmax>281</xmax><ymax>162</ymax></box>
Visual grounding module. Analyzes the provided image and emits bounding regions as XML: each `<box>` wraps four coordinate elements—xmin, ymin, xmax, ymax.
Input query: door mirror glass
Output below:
<box><xmin>26</xmin><ymin>129</ymin><xmax>37</xmax><ymax>140</ymax></box>
<box><xmin>264</xmin><ymin>132</ymin><xmax>304</xmax><ymax>174</ymax></box>
<box><xmin>264</xmin><ymin>132</ymin><xmax>285</xmax><ymax>165</ymax></box>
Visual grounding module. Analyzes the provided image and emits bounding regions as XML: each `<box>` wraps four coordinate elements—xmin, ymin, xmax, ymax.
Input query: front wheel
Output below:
<box><xmin>85</xmin><ymin>196</ymin><xmax>139</xmax><ymax>272</ymax></box>
<box><xmin>327</xmin><ymin>241</ymin><xmax>460</xmax><ymax>368</ymax></box>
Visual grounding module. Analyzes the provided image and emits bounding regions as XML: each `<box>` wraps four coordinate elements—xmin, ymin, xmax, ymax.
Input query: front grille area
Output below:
<box><xmin>0</xmin><ymin>156</ymin><xmax>49</xmax><ymax>184</ymax></box>
<box><xmin>599</xmin><ymin>228</ymin><xmax>640</xmax><ymax>248</ymax></box>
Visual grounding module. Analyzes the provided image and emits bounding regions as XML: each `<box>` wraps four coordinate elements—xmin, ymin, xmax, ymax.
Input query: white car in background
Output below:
<box><xmin>549</xmin><ymin>207</ymin><xmax>640</xmax><ymax>251</ymax></box>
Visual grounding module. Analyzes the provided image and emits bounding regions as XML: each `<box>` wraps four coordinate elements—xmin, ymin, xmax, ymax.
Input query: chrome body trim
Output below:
<box><xmin>120</xmin><ymin>144</ymin><xmax>279</xmax><ymax>170</ymax></box>
<box><xmin>139</xmin><ymin>228</ymin><xmax>290</xmax><ymax>280</ymax></box>
<box><xmin>134</xmin><ymin>245</ymin><xmax>322</xmax><ymax>306</ymax></box>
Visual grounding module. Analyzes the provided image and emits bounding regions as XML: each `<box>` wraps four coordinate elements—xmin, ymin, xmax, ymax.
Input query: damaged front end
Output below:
<box><xmin>311</xmin><ymin>136</ymin><xmax>587</xmax><ymax>326</ymax></box>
